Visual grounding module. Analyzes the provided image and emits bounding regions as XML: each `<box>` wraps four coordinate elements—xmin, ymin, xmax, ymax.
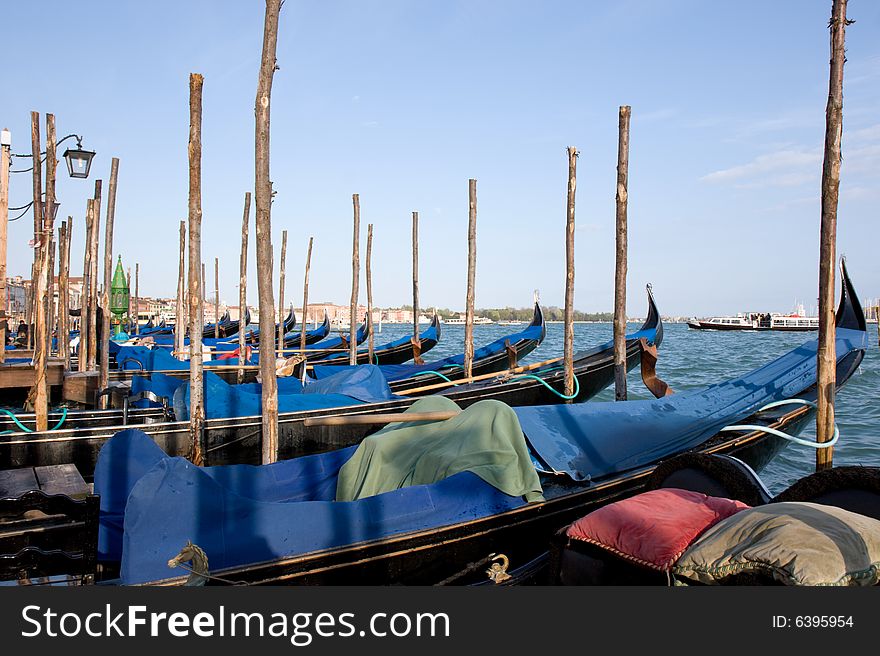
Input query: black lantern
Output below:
<box><xmin>40</xmin><ymin>200</ymin><xmax>61</xmax><ymax>223</ymax></box>
<box><xmin>63</xmin><ymin>139</ymin><xmax>96</xmax><ymax>179</ymax></box>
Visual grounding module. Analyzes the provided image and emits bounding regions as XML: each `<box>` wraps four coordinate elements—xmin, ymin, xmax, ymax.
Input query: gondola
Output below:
<box><xmin>240</xmin><ymin>305</ymin><xmax>296</xmax><ymax>344</ymax></box>
<box><xmin>302</xmin><ymin>314</ymin><xmax>440</xmax><ymax>367</ymax></box>
<box><xmin>281</xmin><ymin>311</ymin><xmax>331</xmax><ymax>347</ymax></box>
<box><xmin>0</xmin><ymin>287</ymin><xmax>663</xmax><ymax>477</ymax></box>
<box><xmin>309</xmin><ymin>300</ymin><xmax>546</xmax><ymax>392</ymax></box>
<box><xmin>203</xmin><ymin>308</ymin><xmax>250</xmax><ymax>340</ymax></box>
<box><xmin>92</xmin><ymin>261</ymin><xmax>866</xmax><ymax>585</ymax></box>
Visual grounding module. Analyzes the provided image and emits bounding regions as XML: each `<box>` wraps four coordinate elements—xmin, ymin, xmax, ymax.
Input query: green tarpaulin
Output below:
<box><xmin>336</xmin><ymin>396</ymin><xmax>544</xmax><ymax>503</ymax></box>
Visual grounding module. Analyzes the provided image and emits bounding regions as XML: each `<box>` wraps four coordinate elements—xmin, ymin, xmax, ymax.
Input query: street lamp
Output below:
<box><xmin>40</xmin><ymin>197</ymin><xmax>60</xmax><ymax>223</ymax></box>
<box><xmin>10</xmin><ymin>132</ymin><xmax>96</xmax><ymax>179</ymax></box>
<box><xmin>62</xmin><ymin>137</ymin><xmax>96</xmax><ymax>179</ymax></box>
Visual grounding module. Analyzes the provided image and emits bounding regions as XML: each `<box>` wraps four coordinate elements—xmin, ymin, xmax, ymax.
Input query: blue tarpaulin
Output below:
<box><xmin>515</xmin><ymin>326</ymin><xmax>866</xmax><ymax>482</ymax></box>
<box><xmin>175</xmin><ymin>365</ymin><xmax>400</xmax><ymax>420</ymax></box>
<box><xmin>93</xmin><ymin>429</ymin><xmax>525</xmax><ymax>583</ymax></box>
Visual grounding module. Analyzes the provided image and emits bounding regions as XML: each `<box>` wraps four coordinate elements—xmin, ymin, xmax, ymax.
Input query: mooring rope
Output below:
<box><xmin>509</xmin><ymin>372</ymin><xmax>580</xmax><ymax>400</ymax></box>
<box><xmin>719</xmin><ymin>398</ymin><xmax>839</xmax><ymax>449</ymax></box>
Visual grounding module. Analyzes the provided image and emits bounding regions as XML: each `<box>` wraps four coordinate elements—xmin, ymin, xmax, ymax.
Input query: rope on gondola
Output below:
<box><xmin>719</xmin><ymin>398</ymin><xmax>840</xmax><ymax>449</ymax></box>
<box><xmin>510</xmin><ymin>372</ymin><xmax>580</xmax><ymax>400</ymax></box>
<box><xmin>0</xmin><ymin>407</ymin><xmax>68</xmax><ymax>435</ymax></box>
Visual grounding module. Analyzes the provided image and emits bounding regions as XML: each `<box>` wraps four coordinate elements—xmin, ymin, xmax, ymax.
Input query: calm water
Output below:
<box><xmin>370</xmin><ymin>319</ymin><xmax>880</xmax><ymax>493</ymax></box>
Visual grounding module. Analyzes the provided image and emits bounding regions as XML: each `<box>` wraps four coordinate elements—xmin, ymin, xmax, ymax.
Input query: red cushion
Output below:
<box><xmin>566</xmin><ymin>489</ymin><xmax>749</xmax><ymax>571</ymax></box>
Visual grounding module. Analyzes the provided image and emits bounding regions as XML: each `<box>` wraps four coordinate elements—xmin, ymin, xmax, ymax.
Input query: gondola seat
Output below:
<box><xmin>552</xmin><ymin>453</ymin><xmax>880</xmax><ymax>586</ymax></box>
<box><xmin>550</xmin><ymin>488</ymin><xmax>749</xmax><ymax>585</ymax></box>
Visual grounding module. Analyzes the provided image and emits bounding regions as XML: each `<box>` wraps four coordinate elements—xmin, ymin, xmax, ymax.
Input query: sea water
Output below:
<box><xmin>369</xmin><ymin>320</ymin><xmax>880</xmax><ymax>493</ymax></box>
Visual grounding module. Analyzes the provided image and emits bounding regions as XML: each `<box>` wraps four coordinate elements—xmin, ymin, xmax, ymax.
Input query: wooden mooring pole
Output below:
<box><xmin>277</xmin><ymin>229</ymin><xmax>287</xmax><ymax>352</ymax></box>
<box><xmin>0</xmin><ymin>127</ymin><xmax>9</xmax><ymax>364</ymax></box>
<box><xmin>29</xmin><ymin>112</ymin><xmax>42</xmax><ymax>328</ymax></box>
<box><xmin>411</xmin><ymin>210</ymin><xmax>423</xmax><ymax>364</ymax></box>
<box><xmin>201</xmin><ymin>261</ymin><xmax>206</xmax><ymax>330</ymax></box>
<box><xmin>238</xmin><ymin>193</ymin><xmax>250</xmax><ymax>381</ymax></box>
<box><xmin>349</xmin><ymin>193</ymin><xmax>360</xmax><ymax>366</ymax></box>
<box><xmin>464</xmin><ymin>179</ymin><xmax>477</xmax><ymax>379</ymax></box>
<box><xmin>214</xmin><ymin>257</ymin><xmax>220</xmax><ymax>340</ymax></box>
<box><xmin>79</xmin><ymin>201</ymin><xmax>92</xmax><ymax>371</ymax></box>
<box><xmin>31</xmin><ymin>113</ymin><xmax>54</xmax><ymax>428</ymax></box>
<box><xmin>816</xmin><ymin>0</ymin><xmax>850</xmax><ymax>472</ymax></box>
<box><xmin>175</xmin><ymin>221</ymin><xmax>186</xmax><ymax>357</ymax></box>
<box><xmin>99</xmin><ymin>158</ymin><xmax>120</xmax><ymax>403</ymax></box>
<box><xmin>255</xmin><ymin>0</ymin><xmax>282</xmax><ymax>464</ymax></box>
<box><xmin>87</xmin><ymin>180</ymin><xmax>101</xmax><ymax>372</ymax></box>
<box><xmin>46</xmin><ymin>235</ymin><xmax>55</xmax><ymax>356</ymax></box>
<box><xmin>300</xmin><ymin>237</ymin><xmax>313</xmax><ymax>353</ymax></box>
<box><xmin>57</xmin><ymin>220</ymin><xmax>70</xmax><ymax>368</ymax></box>
<box><xmin>366</xmin><ymin>223</ymin><xmax>374</xmax><ymax>363</ymax></box>
<box><xmin>134</xmin><ymin>262</ymin><xmax>139</xmax><ymax>336</ymax></box>
<box><xmin>187</xmin><ymin>72</ymin><xmax>206</xmax><ymax>466</ymax></box>
<box><xmin>614</xmin><ymin>105</ymin><xmax>631</xmax><ymax>401</ymax></box>
<box><xmin>564</xmin><ymin>146</ymin><xmax>578</xmax><ymax>400</ymax></box>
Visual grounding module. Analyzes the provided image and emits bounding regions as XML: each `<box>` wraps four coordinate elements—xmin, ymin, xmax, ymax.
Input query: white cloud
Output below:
<box><xmin>701</xmin><ymin>148</ymin><xmax>821</xmax><ymax>187</ymax></box>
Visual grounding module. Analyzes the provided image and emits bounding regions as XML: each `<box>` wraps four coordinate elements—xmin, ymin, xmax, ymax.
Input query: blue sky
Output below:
<box><xmin>3</xmin><ymin>0</ymin><xmax>878</xmax><ymax>316</ymax></box>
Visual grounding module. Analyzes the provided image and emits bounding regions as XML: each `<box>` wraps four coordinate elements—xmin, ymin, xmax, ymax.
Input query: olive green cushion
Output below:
<box><xmin>673</xmin><ymin>502</ymin><xmax>880</xmax><ymax>586</ymax></box>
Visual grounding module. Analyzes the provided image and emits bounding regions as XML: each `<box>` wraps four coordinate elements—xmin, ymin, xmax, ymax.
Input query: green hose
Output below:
<box><xmin>0</xmin><ymin>407</ymin><xmax>68</xmax><ymax>435</ymax></box>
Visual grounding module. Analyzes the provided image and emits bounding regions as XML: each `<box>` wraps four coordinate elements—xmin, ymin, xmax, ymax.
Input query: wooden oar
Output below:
<box><xmin>396</xmin><ymin>355</ymin><xmax>565</xmax><ymax>396</ymax></box>
<box><xmin>304</xmin><ymin>410</ymin><xmax>460</xmax><ymax>427</ymax></box>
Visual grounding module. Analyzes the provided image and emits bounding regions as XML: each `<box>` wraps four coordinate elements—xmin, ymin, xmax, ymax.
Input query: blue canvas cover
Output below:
<box><xmin>515</xmin><ymin>326</ymin><xmax>866</xmax><ymax>482</ymax></box>
<box><xmin>93</xmin><ymin>429</ymin><xmax>526</xmax><ymax>583</ymax></box>
<box><xmin>318</xmin><ymin>321</ymin><xmax>438</xmax><ymax>363</ymax></box>
<box><xmin>116</xmin><ymin>344</ymin><xmax>254</xmax><ymax>371</ymax></box>
<box><xmin>130</xmin><ymin>373</ymin><xmax>186</xmax><ymax>408</ymax></box>
<box><xmin>177</xmin><ymin>365</ymin><xmax>399</xmax><ymax>420</ymax></box>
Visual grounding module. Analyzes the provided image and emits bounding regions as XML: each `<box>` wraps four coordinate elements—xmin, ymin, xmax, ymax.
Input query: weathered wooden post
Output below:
<box><xmin>88</xmin><ymin>180</ymin><xmax>102</xmax><ymax>372</ymax></box>
<box><xmin>366</xmin><ymin>223</ymin><xmax>375</xmax><ymax>363</ymax></box>
<box><xmin>349</xmin><ymin>193</ymin><xmax>360</xmax><ymax>365</ymax></box>
<box><xmin>255</xmin><ymin>0</ymin><xmax>282</xmax><ymax>464</ymax></box>
<box><xmin>464</xmin><ymin>179</ymin><xmax>477</xmax><ymax>379</ymax></box>
<box><xmin>29</xmin><ymin>113</ymin><xmax>42</xmax><ymax>302</ymax></box>
<box><xmin>816</xmin><ymin>0</ymin><xmax>850</xmax><ymax>471</ymax></box>
<box><xmin>201</xmin><ymin>261</ymin><xmax>206</xmax><ymax>330</ymax></box>
<box><xmin>175</xmin><ymin>221</ymin><xmax>186</xmax><ymax>357</ymax></box>
<box><xmin>0</xmin><ymin>127</ymin><xmax>9</xmax><ymax>363</ymax></box>
<box><xmin>614</xmin><ymin>106</ymin><xmax>631</xmax><ymax>401</ymax></box>
<box><xmin>300</xmin><ymin>237</ymin><xmax>313</xmax><ymax>353</ymax></box>
<box><xmin>277</xmin><ymin>229</ymin><xmax>287</xmax><ymax>353</ymax></box>
<box><xmin>134</xmin><ymin>262</ymin><xmax>139</xmax><ymax>336</ymax></box>
<box><xmin>30</xmin><ymin>113</ymin><xmax>53</xmax><ymax>428</ymax></box>
<box><xmin>187</xmin><ymin>72</ymin><xmax>206</xmax><ymax>466</ymax></box>
<box><xmin>214</xmin><ymin>257</ymin><xmax>220</xmax><ymax>339</ymax></box>
<box><xmin>564</xmin><ymin>146</ymin><xmax>578</xmax><ymax>399</ymax></box>
<box><xmin>46</xmin><ymin>235</ymin><xmax>55</xmax><ymax>356</ymax></box>
<box><xmin>99</xmin><ymin>158</ymin><xmax>120</xmax><ymax>401</ymax></box>
<box><xmin>214</xmin><ymin>257</ymin><xmax>220</xmax><ymax>340</ymax></box>
<box><xmin>57</xmin><ymin>220</ymin><xmax>70</xmax><ymax>368</ymax></box>
<box><xmin>411</xmin><ymin>210</ymin><xmax>423</xmax><ymax>364</ymax></box>
<box><xmin>79</xmin><ymin>200</ymin><xmax>92</xmax><ymax>370</ymax></box>
<box><xmin>126</xmin><ymin>268</ymin><xmax>131</xmax><ymax>330</ymax></box>
<box><xmin>238</xmin><ymin>193</ymin><xmax>250</xmax><ymax>382</ymax></box>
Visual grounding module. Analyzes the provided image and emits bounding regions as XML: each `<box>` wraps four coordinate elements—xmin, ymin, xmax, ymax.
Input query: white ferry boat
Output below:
<box><xmin>443</xmin><ymin>315</ymin><xmax>494</xmax><ymax>325</ymax></box>
<box><xmin>687</xmin><ymin>311</ymin><xmax>819</xmax><ymax>332</ymax></box>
